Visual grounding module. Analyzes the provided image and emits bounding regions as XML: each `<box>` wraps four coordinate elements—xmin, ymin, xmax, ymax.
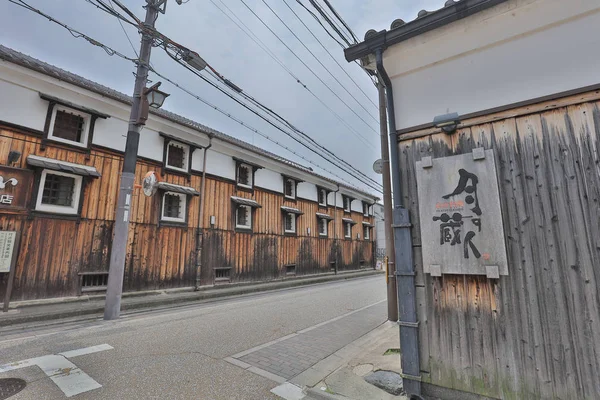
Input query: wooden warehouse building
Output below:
<box><xmin>0</xmin><ymin>45</ymin><xmax>378</xmax><ymax>303</ymax></box>
<box><xmin>346</xmin><ymin>0</ymin><xmax>600</xmax><ymax>399</ymax></box>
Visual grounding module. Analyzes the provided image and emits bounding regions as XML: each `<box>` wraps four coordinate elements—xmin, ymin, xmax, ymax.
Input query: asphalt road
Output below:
<box><xmin>0</xmin><ymin>275</ymin><xmax>386</xmax><ymax>400</ymax></box>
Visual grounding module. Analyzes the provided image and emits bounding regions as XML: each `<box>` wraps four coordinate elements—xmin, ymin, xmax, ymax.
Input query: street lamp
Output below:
<box><xmin>145</xmin><ymin>82</ymin><xmax>170</xmax><ymax>109</ymax></box>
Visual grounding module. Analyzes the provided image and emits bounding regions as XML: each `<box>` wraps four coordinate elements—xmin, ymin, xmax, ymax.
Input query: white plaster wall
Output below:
<box><xmin>0</xmin><ymin>79</ymin><xmax>47</xmax><ymax>130</ymax></box>
<box><xmin>255</xmin><ymin>168</ymin><xmax>283</xmax><ymax>193</ymax></box>
<box><xmin>297</xmin><ymin>181</ymin><xmax>317</xmax><ymax>201</ymax></box>
<box><xmin>383</xmin><ymin>0</ymin><xmax>600</xmax><ymax>130</ymax></box>
<box><xmin>351</xmin><ymin>198</ymin><xmax>363</xmax><ymax>213</ymax></box>
<box><xmin>205</xmin><ymin>149</ymin><xmax>235</xmax><ymax>180</ymax></box>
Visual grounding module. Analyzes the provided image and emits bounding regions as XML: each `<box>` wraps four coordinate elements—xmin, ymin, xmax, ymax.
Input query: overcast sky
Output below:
<box><xmin>0</xmin><ymin>0</ymin><xmax>448</xmax><ymax>195</ymax></box>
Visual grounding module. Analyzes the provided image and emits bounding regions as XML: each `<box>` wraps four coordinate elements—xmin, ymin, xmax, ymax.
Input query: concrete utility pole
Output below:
<box><xmin>104</xmin><ymin>0</ymin><xmax>162</xmax><ymax>320</ymax></box>
<box><xmin>378</xmin><ymin>80</ymin><xmax>397</xmax><ymax>322</ymax></box>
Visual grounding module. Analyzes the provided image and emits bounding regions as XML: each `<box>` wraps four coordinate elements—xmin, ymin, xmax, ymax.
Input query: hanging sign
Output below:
<box><xmin>415</xmin><ymin>148</ymin><xmax>508</xmax><ymax>278</ymax></box>
<box><xmin>0</xmin><ymin>166</ymin><xmax>33</xmax><ymax>210</ymax></box>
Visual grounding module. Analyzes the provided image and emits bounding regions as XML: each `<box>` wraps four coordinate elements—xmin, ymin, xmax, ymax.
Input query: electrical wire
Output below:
<box><xmin>237</xmin><ymin>0</ymin><xmax>379</xmax><ymax>135</ymax></box>
<box><xmin>107</xmin><ymin>0</ymin><xmax>139</xmax><ymax>57</ymax></box>
<box><xmin>307</xmin><ymin>0</ymin><xmax>352</xmax><ymax>47</ymax></box>
<box><xmin>258</xmin><ymin>0</ymin><xmax>377</xmax><ymax>117</ymax></box>
<box><xmin>281</xmin><ymin>0</ymin><xmax>376</xmax><ymax>108</ymax></box>
<box><xmin>321</xmin><ymin>0</ymin><xmax>359</xmax><ymax>44</ymax></box>
<box><xmin>6</xmin><ymin>0</ymin><xmax>381</xmax><ymax>193</ymax></box>
<box><xmin>294</xmin><ymin>0</ymin><xmax>345</xmax><ymax>48</ymax></box>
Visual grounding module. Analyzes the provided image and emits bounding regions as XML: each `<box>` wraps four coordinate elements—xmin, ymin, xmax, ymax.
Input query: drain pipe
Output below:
<box><xmin>195</xmin><ymin>136</ymin><xmax>212</xmax><ymax>289</ymax></box>
<box><xmin>333</xmin><ymin>185</ymin><xmax>340</xmax><ymax>274</ymax></box>
<box><xmin>375</xmin><ymin>48</ymin><xmax>422</xmax><ymax>398</ymax></box>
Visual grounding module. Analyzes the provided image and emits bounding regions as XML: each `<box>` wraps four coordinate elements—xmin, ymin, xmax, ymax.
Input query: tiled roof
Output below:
<box><xmin>0</xmin><ymin>45</ymin><xmax>378</xmax><ymax>200</ymax></box>
<box><xmin>345</xmin><ymin>0</ymin><xmax>509</xmax><ymax>62</ymax></box>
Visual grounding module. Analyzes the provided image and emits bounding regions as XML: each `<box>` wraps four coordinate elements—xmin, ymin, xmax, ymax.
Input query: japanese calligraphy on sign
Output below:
<box><xmin>0</xmin><ymin>231</ymin><xmax>17</xmax><ymax>273</ymax></box>
<box><xmin>415</xmin><ymin>149</ymin><xmax>508</xmax><ymax>277</ymax></box>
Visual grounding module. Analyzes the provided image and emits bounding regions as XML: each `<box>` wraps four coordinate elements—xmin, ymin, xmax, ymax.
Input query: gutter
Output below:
<box><xmin>195</xmin><ymin>136</ymin><xmax>213</xmax><ymax>289</ymax></box>
<box><xmin>333</xmin><ymin>185</ymin><xmax>340</xmax><ymax>275</ymax></box>
<box><xmin>375</xmin><ymin>49</ymin><xmax>422</xmax><ymax>398</ymax></box>
<box><xmin>344</xmin><ymin>0</ymin><xmax>509</xmax><ymax>62</ymax></box>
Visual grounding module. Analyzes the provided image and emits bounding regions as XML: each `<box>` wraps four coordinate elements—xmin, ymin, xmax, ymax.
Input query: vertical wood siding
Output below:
<box><xmin>400</xmin><ymin>98</ymin><xmax>600</xmax><ymax>399</ymax></box>
<box><xmin>0</xmin><ymin>127</ymin><xmax>374</xmax><ymax>301</ymax></box>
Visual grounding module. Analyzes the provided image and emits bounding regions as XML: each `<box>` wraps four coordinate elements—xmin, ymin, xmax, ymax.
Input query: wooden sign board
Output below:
<box><xmin>415</xmin><ymin>148</ymin><xmax>508</xmax><ymax>278</ymax></box>
<box><xmin>0</xmin><ymin>166</ymin><xmax>34</xmax><ymax>210</ymax></box>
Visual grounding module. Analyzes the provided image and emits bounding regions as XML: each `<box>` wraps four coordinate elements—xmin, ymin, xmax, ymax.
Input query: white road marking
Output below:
<box><xmin>0</xmin><ymin>344</ymin><xmax>113</xmax><ymax>397</ymax></box>
<box><xmin>270</xmin><ymin>382</ymin><xmax>306</xmax><ymax>400</ymax></box>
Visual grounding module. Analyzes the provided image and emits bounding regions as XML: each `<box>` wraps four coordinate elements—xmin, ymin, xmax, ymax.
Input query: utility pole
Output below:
<box><xmin>378</xmin><ymin>80</ymin><xmax>397</xmax><ymax>322</ymax></box>
<box><xmin>104</xmin><ymin>0</ymin><xmax>163</xmax><ymax>320</ymax></box>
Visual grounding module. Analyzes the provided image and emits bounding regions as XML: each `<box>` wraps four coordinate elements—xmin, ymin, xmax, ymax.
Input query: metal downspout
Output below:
<box><xmin>195</xmin><ymin>136</ymin><xmax>212</xmax><ymax>289</ymax></box>
<box><xmin>375</xmin><ymin>48</ymin><xmax>422</xmax><ymax>398</ymax></box>
<box><xmin>333</xmin><ymin>185</ymin><xmax>340</xmax><ymax>274</ymax></box>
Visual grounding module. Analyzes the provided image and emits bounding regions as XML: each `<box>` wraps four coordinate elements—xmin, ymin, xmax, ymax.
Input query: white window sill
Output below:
<box><xmin>46</xmin><ymin>135</ymin><xmax>87</xmax><ymax>148</ymax></box>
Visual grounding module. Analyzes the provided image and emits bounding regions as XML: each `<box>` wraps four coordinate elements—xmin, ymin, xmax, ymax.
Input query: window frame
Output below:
<box><xmin>47</xmin><ymin>105</ymin><xmax>91</xmax><ymax>148</ymax></box>
<box><xmin>363</xmin><ymin>202</ymin><xmax>370</xmax><ymax>217</ymax></box>
<box><xmin>160</xmin><ymin>191</ymin><xmax>187</xmax><ymax>223</ymax></box>
<box><xmin>317</xmin><ymin>187</ymin><xmax>328</xmax><ymax>207</ymax></box>
<box><xmin>165</xmin><ymin>141</ymin><xmax>190</xmax><ymax>173</ymax></box>
<box><xmin>235</xmin><ymin>204</ymin><xmax>252</xmax><ymax>230</ymax></box>
<box><xmin>283</xmin><ymin>177</ymin><xmax>296</xmax><ymax>200</ymax></box>
<box><xmin>344</xmin><ymin>221</ymin><xmax>352</xmax><ymax>239</ymax></box>
<box><xmin>342</xmin><ymin>195</ymin><xmax>352</xmax><ymax>213</ymax></box>
<box><xmin>318</xmin><ymin>217</ymin><xmax>328</xmax><ymax>237</ymax></box>
<box><xmin>236</xmin><ymin>163</ymin><xmax>253</xmax><ymax>189</ymax></box>
<box><xmin>284</xmin><ymin>211</ymin><xmax>297</xmax><ymax>234</ymax></box>
<box><xmin>35</xmin><ymin>169</ymin><xmax>83</xmax><ymax>215</ymax></box>
<box><xmin>363</xmin><ymin>225</ymin><xmax>370</xmax><ymax>240</ymax></box>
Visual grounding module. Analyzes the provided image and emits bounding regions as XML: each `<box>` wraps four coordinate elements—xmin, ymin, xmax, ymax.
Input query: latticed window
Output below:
<box><xmin>284</xmin><ymin>212</ymin><xmax>296</xmax><ymax>233</ymax></box>
<box><xmin>237</xmin><ymin>164</ymin><xmax>251</xmax><ymax>187</ymax></box>
<box><xmin>163</xmin><ymin>193</ymin><xmax>182</xmax><ymax>219</ymax></box>
<box><xmin>167</xmin><ymin>143</ymin><xmax>186</xmax><ymax>169</ymax></box>
<box><xmin>284</xmin><ymin>179</ymin><xmax>295</xmax><ymax>198</ymax></box>
<box><xmin>363</xmin><ymin>202</ymin><xmax>369</xmax><ymax>216</ymax></box>
<box><xmin>343</xmin><ymin>196</ymin><xmax>351</xmax><ymax>212</ymax></box>
<box><xmin>318</xmin><ymin>218</ymin><xmax>328</xmax><ymax>236</ymax></box>
<box><xmin>236</xmin><ymin>205</ymin><xmax>250</xmax><ymax>228</ymax></box>
<box><xmin>345</xmin><ymin>222</ymin><xmax>352</xmax><ymax>238</ymax></box>
<box><xmin>53</xmin><ymin>110</ymin><xmax>85</xmax><ymax>143</ymax></box>
<box><xmin>363</xmin><ymin>225</ymin><xmax>370</xmax><ymax>240</ymax></box>
<box><xmin>42</xmin><ymin>173</ymin><xmax>75</xmax><ymax>206</ymax></box>
<box><xmin>318</xmin><ymin>189</ymin><xmax>327</xmax><ymax>206</ymax></box>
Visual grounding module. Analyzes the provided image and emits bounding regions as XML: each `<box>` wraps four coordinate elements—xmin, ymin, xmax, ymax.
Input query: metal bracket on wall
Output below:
<box><xmin>398</xmin><ymin>320</ymin><xmax>419</xmax><ymax>328</ymax></box>
<box><xmin>391</xmin><ymin>223</ymin><xmax>412</xmax><ymax>228</ymax></box>
<box><xmin>395</xmin><ymin>271</ymin><xmax>416</xmax><ymax>276</ymax></box>
<box><xmin>400</xmin><ymin>372</ymin><xmax>422</xmax><ymax>382</ymax></box>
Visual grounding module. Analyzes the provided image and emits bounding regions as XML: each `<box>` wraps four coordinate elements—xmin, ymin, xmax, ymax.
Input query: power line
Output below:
<box><xmin>7</xmin><ymin>0</ymin><xmax>381</xmax><ymax>193</ymax></box>
<box><xmin>307</xmin><ymin>0</ymin><xmax>352</xmax><ymax>47</ymax></box>
<box><xmin>208</xmin><ymin>0</ymin><xmax>376</xmax><ymax>149</ymax></box>
<box><xmin>107</xmin><ymin>0</ymin><xmax>139</xmax><ymax>57</ymax></box>
<box><xmin>320</xmin><ymin>0</ymin><xmax>359</xmax><ymax>44</ymax></box>
<box><xmin>281</xmin><ymin>0</ymin><xmax>376</xmax><ymax>108</ymax></box>
<box><xmin>258</xmin><ymin>0</ymin><xmax>377</xmax><ymax>116</ymax></box>
<box><xmin>315</xmin><ymin>0</ymin><xmax>352</xmax><ymax>44</ymax></box>
<box><xmin>237</xmin><ymin>0</ymin><xmax>379</xmax><ymax>135</ymax></box>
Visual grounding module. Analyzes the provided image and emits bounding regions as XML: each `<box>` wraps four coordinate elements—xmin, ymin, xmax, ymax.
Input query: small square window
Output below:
<box><xmin>284</xmin><ymin>212</ymin><xmax>296</xmax><ymax>233</ymax></box>
<box><xmin>318</xmin><ymin>218</ymin><xmax>328</xmax><ymax>236</ymax></box>
<box><xmin>165</xmin><ymin>142</ymin><xmax>189</xmax><ymax>172</ymax></box>
<box><xmin>363</xmin><ymin>225</ymin><xmax>370</xmax><ymax>240</ymax></box>
<box><xmin>161</xmin><ymin>192</ymin><xmax>186</xmax><ymax>223</ymax></box>
<box><xmin>284</xmin><ymin>178</ymin><xmax>296</xmax><ymax>199</ymax></box>
<box><xmin>35</xmin><ymin>170</ymin><xmax>82</xmax><ymax>215</ymax></box>
<box><xmin>236</xmin><ymin>205</ymin><xmax>252</xmax><ymax>229</ymax></box>
<box><xmin>48</xmin><ymin>106</ymin><xmax>90</xmax><ymax>147</ymax></box>
<box><xmin>318</xmin><ymin>189</ymin><xmax>327</xmax><ymax>207</ymax></box>
<box><xmin>344</xmin><ymin>222</ymin><xmax>352</xmax><ymax>238</ymax></box>
<box><xmin>237</xmin><ymin>164</ymin><xmax>252</xmax><ymax>188</ymax></box>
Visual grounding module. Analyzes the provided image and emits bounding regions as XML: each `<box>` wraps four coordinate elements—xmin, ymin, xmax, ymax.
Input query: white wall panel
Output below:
<box><xmin>297</xmin><ymin>182</ymin><xmax>317</xmax><ymax>201</ymax></box>
<box><xmin>205</xmin><ymin>149</ymin><xmax>235</xmax><ymax>180</ymax></box>
<box><xmin>255</xmin><ymin>168</ymin><xmax>283</xmax><ymax>193</ymax></box>
<box><xmin>0</xmin><ymin>79</ymin><xmax>47</xmax><ymax>131</ymax></box>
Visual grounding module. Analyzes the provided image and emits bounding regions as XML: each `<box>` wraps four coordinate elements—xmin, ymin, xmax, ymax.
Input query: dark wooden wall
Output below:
<box><xmin>0</xmin><ymin>127</ymin><xmax>373</xmax><ymax>301</ymax></box>
<box><xmin>400</xmin><ymin>92</ymin><xmax>600</xmax><ymax>399</ymax></box>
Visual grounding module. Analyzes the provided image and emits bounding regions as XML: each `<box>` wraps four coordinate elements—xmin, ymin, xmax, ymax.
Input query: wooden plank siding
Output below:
<box><xmin>400</xmin><ymin>94</ymin><xmax>600</xmax><ymax>399</ymax></box>
<box><xmin>0</xmin><ymin>126</ymin><xmax>374</xmax><ymax>301</ymax></box>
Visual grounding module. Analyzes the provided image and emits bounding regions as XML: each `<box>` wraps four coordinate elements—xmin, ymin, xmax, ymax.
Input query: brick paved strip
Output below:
<box><xmin>237</xmin><ymin>301</ymin><xmax>386</xmax><ymax>380</ymax></box>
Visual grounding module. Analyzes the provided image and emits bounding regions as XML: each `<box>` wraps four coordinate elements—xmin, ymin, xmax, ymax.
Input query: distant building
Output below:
<box><xmin>372</xmin><ymin>203</ymin><xmax>385</xmax><ymax>261</ymax></box>
<box><xmin>346</xmin><ymin>0</ymin><xmax>600</xmax><ymax>399</ymax></box>
<box><xmin>0</xmin><ymin>45</ymin><xmax>378</xmax><ymax>302</ymax></box>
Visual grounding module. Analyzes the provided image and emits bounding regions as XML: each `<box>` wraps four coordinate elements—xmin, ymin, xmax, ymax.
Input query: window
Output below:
<box><xmin>363</xmin><ymin>202</ymin><xmax>369</xmax><ymax>216</ymax></box>
<box><xmin>363</xmin><ymin>225</ymin><xmax>370</xmax><ymax>240</ymax></box>
<box><xmin>237</xmin><ymin>163</ymin><xmax>252</xmax><ymax>188</ymax></box>
<box><xmin>165</xmin><ymin>141</ymin><xmax>189</xmax><ymax>172</ymax></box>
<box><xmin>344</xmin><ymin>222</ymin><xmax>352</xmax><ymax>238</ymax></box>
<box><xmin>161</xmin><ymin>192</ymin><xmax>186</xmax><ymax>223</ymax></box>
<box><xmin>318</xmin><ymin>218</ymin><xmax>328</xmax><ymax>237</ymax></box>
<box><xmin>343</xmin><ymin>196</ymin><xmax>352</xmax><ymax>213</ymax></box>
<box><xmin>48</xmin><ymin>106</ymin><xmax>90</xmax><ymax>147</ymax></box>
<box><xmin>35</xmin><ymin>170</ymin><xmax>82</xmax><ymax>214</ymax></box>
<box><xmin>284</xmin><ymin>212</ymin><xmax>296</xmax><ymax>233</ymax></box>
<box><xmin>236</xmin><ymin>204</ymin><xmax>252</xmax><ymax>229</ymax></box>
<box><xmin>284</xmin><ymin>178</ymin><xmax>296</xmax><ymax>199</ymax></box>
<box><xmin>318</xmin><ymin>188</ymin><xmax>327</xmax><ymax>207</ymax></box>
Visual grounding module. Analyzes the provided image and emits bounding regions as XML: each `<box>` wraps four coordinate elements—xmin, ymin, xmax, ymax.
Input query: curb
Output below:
<box><xmin>0</xmin><ymin>270</ymin><xmax>382</xmax><ymax>327</ymax></box>
<box><xmin>306</xmin><ymin>388</ymin><xmax>349</xmax><ymax>400</ymax></box>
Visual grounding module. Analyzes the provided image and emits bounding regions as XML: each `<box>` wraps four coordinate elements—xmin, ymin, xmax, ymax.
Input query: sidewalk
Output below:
<box><xmin>266</xmin><ymin>321</ymin><xmax>408</xmax><ymax>400</ymax></box>
<box><xmin>0</xmin><ymin>269</ymin><xmax>382</xmax><ymax>328</ymax></box>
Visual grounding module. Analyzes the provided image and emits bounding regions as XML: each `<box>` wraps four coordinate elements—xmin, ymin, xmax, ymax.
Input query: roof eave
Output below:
<box><xmin>344</xmin><ymin>0</ymin><xmax>510</xmax><ymax>62</ymax></box>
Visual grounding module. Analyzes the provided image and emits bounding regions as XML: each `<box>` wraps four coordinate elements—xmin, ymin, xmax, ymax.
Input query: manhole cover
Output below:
<box><xmin>0</xmin><ymin>378</ymin><xmax>26</xmax><ymax>400</ymax></box>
